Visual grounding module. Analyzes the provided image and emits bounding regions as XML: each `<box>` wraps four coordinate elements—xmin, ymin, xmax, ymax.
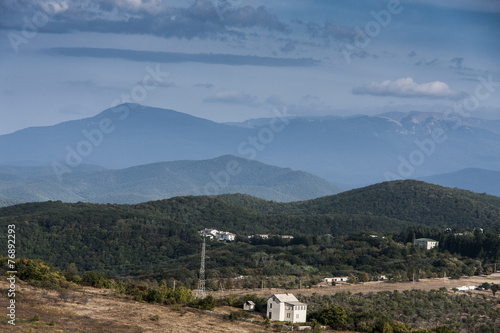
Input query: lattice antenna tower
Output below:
<box><xmin>196</xmin><ymin>236</ymin><xmax>206</xmax><ymax>298</ymax></box>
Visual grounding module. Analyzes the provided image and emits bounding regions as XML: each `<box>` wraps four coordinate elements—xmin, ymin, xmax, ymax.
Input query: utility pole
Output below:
<box><xmin>196</xmin><ymin>237</ymin><xmax>206</xmax><ymax>298</ymax></box>
<box><xmin>173</xmin><ymin>279</ymin><xmax>176</xmax><ymax>291</ymax></box>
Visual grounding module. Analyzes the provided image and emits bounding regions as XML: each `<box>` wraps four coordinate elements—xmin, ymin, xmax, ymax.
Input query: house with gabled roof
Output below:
<box><xmin>267</xmin><ymin>294</ymin><xmax>307</xmax><ymax>323</ymax></box>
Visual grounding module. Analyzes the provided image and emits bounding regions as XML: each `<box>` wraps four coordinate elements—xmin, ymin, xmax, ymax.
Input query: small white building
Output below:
<box><xmin>414</xmin><ymin>238</ymin><xmax>439</xmax><ymax>250</ymax></box>
<box><xmin>267</xmin><ymin>294</ymin><xmax>307</xmax><ymax>323</ymax></box>
<box><xmin>324</xmin><ymin>277</ymin><xmax>348</xmax><ymax>283</ymax></box>
<box><xmin>457</xmin><ymin>285</ymin><xmax>477</xmax><ymax>291</ymax></box>
<box><xmin>217</xmin><ymin>231</ymin><xmax>236</xmax><ymax>241</ymax></box>
<box><xmin>243</xmin><ymin>300</ymin><xmax>255</xmax><ymax>311</ymax></box>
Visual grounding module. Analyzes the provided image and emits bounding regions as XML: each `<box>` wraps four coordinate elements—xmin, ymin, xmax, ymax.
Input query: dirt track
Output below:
<box><xmin>208</xmin><ymin>275</ymin><xmax>500</xmax><ymax>299</ymax></box>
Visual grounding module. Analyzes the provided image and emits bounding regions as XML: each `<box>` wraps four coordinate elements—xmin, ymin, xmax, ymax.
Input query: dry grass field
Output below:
<box><xmin>2</xmin><ymin>275</ymin><xmax>500</xmax><ymax>332</ymax></box>
<box><xmin>0</xmin><ymin>280</ymin><xmax>278</xmax><ymax>333</ymax></box>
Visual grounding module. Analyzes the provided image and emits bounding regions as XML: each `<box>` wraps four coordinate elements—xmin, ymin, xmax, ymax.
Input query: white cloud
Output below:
<box><xmin>352</xmin><ymin>78</ymin><xmax>464</xmax><ymax>100</ymax></box>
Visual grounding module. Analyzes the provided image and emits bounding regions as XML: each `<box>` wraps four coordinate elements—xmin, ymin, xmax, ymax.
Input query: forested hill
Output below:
<box><xmin>1</xmin><ymin>180</ymin><xmax>500</xmax><ymax>278</ymax></box>
<box><xmin>289</xmin><ymin>180</ymin><xmax>500</xmax><ymax>229</ymax></box>
<box><xmin>2</xmin><ymin>180</ymin><xmax>500</xmax><ymax>234</ymax></box>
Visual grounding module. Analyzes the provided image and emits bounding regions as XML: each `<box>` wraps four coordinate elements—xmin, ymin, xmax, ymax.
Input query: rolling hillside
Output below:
<box><xmin>1</xmin><ymin>180</ymin><xmax>500</xmax><ymax>279</ymax></box>
<box><xmin>290</xmin><ymin>180</ymin><xmax>500</xmax><ymax>229</ymax></box>
<box><xmin>0</xmin><ymin>155</ymin><xmax>342</xmax><ymax>204</ymax></box>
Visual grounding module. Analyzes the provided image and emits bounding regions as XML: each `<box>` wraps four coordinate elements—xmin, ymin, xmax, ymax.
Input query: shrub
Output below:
<box><xmin>224</xmin><ymin>311</ymin><xmax>252</xmax><ymax>321</ymax></box>
<box><xmin>189</xmin><ymin>295</ymin><xmax>216</xmax><ymax>311</ymax></box>
<box><xmin>309</xmin><ymin>305</ymin><xmax>347</xmax><ymax>330</ymax></box>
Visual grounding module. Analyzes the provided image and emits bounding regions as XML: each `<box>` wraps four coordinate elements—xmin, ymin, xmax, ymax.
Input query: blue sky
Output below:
<box><xmin>0</xmin><ymin>0</ymin><xmax>499</xmax><ymax>135</ymax></box>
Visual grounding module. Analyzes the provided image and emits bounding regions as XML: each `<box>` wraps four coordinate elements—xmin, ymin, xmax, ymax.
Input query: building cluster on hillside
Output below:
<box><xmin>199</xmin><ymin>228</ymin><xmax>236</xmax><ymax>241</ymax></box>
<box><xmin>248</xmin><ymin>234</ymin><xmax>294</xmax><ymax>240</ymax></box>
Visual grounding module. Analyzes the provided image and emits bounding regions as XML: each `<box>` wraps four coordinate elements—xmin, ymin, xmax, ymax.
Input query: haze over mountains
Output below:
<box><xmin>0</xmin><ymin>104</ymin><xmax>499</xmax><ymax>203</ymax></box>
<box><xmin>0</xmin><ymin>155</ymin><xmax>341</xmax><ymax>205</ymax></box>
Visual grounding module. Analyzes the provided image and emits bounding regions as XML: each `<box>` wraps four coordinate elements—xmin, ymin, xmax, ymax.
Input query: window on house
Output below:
<box><xmin>287</xmin><ymin>313</ymin><xmax>291</xmax><ymax>318</ymax></box>
<box><xmin>269</xmin><ymin>303</ymin><xmax>272</xmax><ymax>309</ymax></box>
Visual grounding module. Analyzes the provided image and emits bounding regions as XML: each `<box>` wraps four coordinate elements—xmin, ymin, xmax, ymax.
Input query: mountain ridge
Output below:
<box><xmin>419</xmin><ymin>168</ymin><xmax>500</xmax><ymax>197</ymax></box>
<box><xmin>0</xmin><ymin>155</ymin><xmax>342</xmax><ymax>205</ymax></box>
<box><xmin>0</xmin><ymin>104</ymin><xmax>499</xmax><ymax>191</ymax></box>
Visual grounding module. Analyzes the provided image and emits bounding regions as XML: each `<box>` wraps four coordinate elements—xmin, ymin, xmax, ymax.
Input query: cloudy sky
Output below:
<box><xmin>0</xmin><ymin>0</ymin><xmax>499</xmax><ymax>135</ymax></box>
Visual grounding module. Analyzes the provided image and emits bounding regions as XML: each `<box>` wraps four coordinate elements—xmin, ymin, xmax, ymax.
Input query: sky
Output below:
<box><xmin>0</xmin><ymin>0</ymin><xmax>499</xmax><ymax>135</ymax></box>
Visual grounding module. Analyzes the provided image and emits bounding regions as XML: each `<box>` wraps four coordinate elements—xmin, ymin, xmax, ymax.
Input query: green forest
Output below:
<box><xmin>0</xmin><ymin>180</ymin><xmax>499</xmax><ymax>287</ymax></box>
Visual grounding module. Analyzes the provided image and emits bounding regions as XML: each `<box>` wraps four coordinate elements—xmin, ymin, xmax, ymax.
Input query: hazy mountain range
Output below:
<box><xmin>0</xmin><ymin>155</ymin><xmax>342</xmax><ymax>205</ymax></box>
<box><xmin>420</xmin><ymin>168</ymin><xmax>500</xmax><ymax>197</ymax></box>
<box><xmin>0</xmin><ymin>103</ymin><xmax>499</xmax><ymax>203</ymax></box>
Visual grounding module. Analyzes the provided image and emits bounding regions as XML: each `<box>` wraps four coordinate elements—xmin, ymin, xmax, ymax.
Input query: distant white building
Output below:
<box><xmin>248</xmin><ymin>234</ymin><xmax>294</xmax><ymax>240</ymax></box>
<box><xmin>324</xmin><ymin>277</ymin><xmax>348</xmax><ymax>283</ymax></box>
<box><xmin>414</xmin><ymin>238</ymin><xmax>439</xmax><ymax>250</ymax></box>
<box><xmin>457</xmin><ymin>285</ymin><xmax>477</xmax><ymax>291</ymax></box>
<box><xmin>267</xmin><ymin>294</ymin><xmax>307</xmax><ymax>323</ymax></box>
<box><xmin>199</xmin><ymin>228</ymin><xmax>218</xmax><ymax>239</ymax></box>
<box><xmin>217</xmin><ymin>231</ymin><xmax>236</xmax><ymax>241</ymax></box>
<box><xmin>199</xmin><ymin>228</ymin><xmax>236</xmax><ymax>242</ymax></box>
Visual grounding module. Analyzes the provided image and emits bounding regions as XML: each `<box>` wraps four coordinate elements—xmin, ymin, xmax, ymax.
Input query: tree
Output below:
<box><xmin>359</xmin><ymin>273</ymin><xmax>370</xmax><ymax>283</ymax></box>
<box><xmin>63</xmin><ymin>263</ymin><xmax>81</xmax><ymax>282</ymax></box>
<box><xmin>490</xmin><ymin>284</ymin><xmax>499</xmax><ymax>296</ymax></box>
<box><xmin>480</xmin><ymin>282</ymin><xmax>491</xmax><ymax>290</ymax></box>
<box><xmin>347</xmin><ymin>274</ymin><xmax>357</xmax><ymax>284</ymax></box>
<box><xmin>310</xmin><ymin>305</ymin><xmax>347</xmax><ymax>330</ymax></box>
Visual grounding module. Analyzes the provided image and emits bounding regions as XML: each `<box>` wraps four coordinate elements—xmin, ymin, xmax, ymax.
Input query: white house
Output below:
<box><xmin>217</xmin><ymin>231</ymin><xmax>236</xmax><ymax>241</ymax></box>
<box><xmin>267</xmin><ymin>294</ymin><xmax>307</xmax><ymax>323</ymax></box>
<box><xmin>414</xmin><ymin>238</ymin><xmax>439</xmax><ymax>250</ymax></box>
<box><xmin>324</xmin><ymin>277</ymin><xmax>348</xmax><ymax>283</ymax></box>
